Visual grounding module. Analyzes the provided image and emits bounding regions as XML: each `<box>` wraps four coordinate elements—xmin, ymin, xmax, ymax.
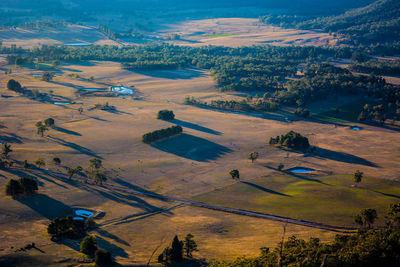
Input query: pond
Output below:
<box><xmin>351</xmin><ymin>126</ymin><xmax>361</xmax><ymax>131</ymax></box>
<box><xmin>110</xmin><ymin>86</ymin><xmax>134</xmax><ymax>95</ymax></box>
<box><xmin>82</xmin><ymin>88</ymin><xmax>106</xmax><ymax>91</ymax></box>
<box><xmin>75</xmin><ymin>209</ymin><xmax>94</xmax><ymax>218</ymax></box>
<box><xmin>72</xmin><ymin>216</ymin><xmax>85</xmax><ymax>220</ymax></box>
<box><xmin>288</xmin><ymin>167</ymin><xmax>315</xmax><ymax>173</ymax></box>
<box><xmin>53</xmin><ymin>102</ymin><xmax>70</xmax><ymax>105</ymax></box>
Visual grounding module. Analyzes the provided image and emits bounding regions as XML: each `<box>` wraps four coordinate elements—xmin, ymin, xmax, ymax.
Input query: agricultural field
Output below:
<box><xmin>0</xmin><ymin>57</ymin><xmax>399</xmax><ymax>265</ymax></box>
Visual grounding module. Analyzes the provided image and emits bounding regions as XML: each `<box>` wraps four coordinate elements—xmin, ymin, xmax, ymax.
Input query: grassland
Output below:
<box><xmin>0</xmin><ymin>59</ymin><xmax>399</xmax><ymax>265</ymax></box>
<box><xmin>204</xmin><ymin>33</ymin><xmax>238</xmax><ymax>38</ymax></box>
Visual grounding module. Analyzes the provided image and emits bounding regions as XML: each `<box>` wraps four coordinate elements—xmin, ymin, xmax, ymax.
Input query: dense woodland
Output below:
<box><xmin>350</xmin><ymin>59</ymin><xmax>400</xmax><ymax>76</ymax></box>
<box><xmin>260</xmin><ymin>0</ymin><xmax>400</xmax><ymax>52</ymax></box>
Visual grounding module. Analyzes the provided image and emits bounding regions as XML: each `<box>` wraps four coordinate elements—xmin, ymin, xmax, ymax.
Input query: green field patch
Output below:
<box><xmin>311</xmin><ymin>99</ymin><xmax>367</xmax><ymax>123</ymax></box>
<box><xmin>204</xmin><ymin>33</ymin><xmax>238</xmax><ymax>38</ymax></box>
<box><xmin>192</xmin><ymin>174</ymin><xmax>399</xmax><ymax>227</ymax></box>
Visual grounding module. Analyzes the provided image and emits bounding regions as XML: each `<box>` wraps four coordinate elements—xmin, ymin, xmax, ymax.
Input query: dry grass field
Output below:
<box><xmin>0</xmin><ymin>59</ymin><xmax>399</xmax><ymax>265</ymax></box>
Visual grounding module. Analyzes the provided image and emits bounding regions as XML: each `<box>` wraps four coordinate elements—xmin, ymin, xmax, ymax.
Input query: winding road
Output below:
<box><xmin>11</xmin><ymin>166</ymin><xmax>357</xmax><ymax>233</ymax></box>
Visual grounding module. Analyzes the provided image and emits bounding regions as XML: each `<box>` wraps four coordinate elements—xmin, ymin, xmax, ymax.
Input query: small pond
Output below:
<box><xmin>53</xmin><ymin>102</ymin><xmax>71</xmax><ymax>105</ymax></box>
<box><xmin>288</xmin><ymin>167</ymin><xmax>315</xmax><ymax>173</ymax></box>
<box><xmin>72</xmin><ymin>216</ymin><xmax>85</xmax><ymax>221</ymax></box>
<box><xmin>75</xmin><ymin>209</ymin><xmax>94</xmax><ymax>218</ymax></box>
<box><xmin>351</xmin><ymin>126</ymin><xmax>361</xmax><ymax>131</ymax></box>
<box><xmin>82</xmin><ymin>88</ymin><xmax>106</xmax><ymax>91</ymax></box>
<box><xmin>110</xmin><ymin>86</ymin><xmax>134</xmax><ymax>95</ymax></box>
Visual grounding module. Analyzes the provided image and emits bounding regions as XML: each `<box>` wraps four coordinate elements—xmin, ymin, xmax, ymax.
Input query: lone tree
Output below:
<box><xmin>5</xmin><ymin>179</ymin><xmax>21</xmax><ymax>197</ymax></box>
<box><xmin>53</xmin><ymin>157</ymin><xmax>61</xmax><ymax>166</ymax></box>
<box><xmin>157</xmin><ymin>110</ymin><xmax>175</xmax><ymax>121</ymax></box>
<box><xmin>278</xmin><ymin>163</ymin><xmax>284</xmax><ymax>171</ymax></box>
<box><xmin>355</xmin><ymin>208</ymin><xmax>378</xmax><ymax>228</ymax></box>
<box><xmin>7</xmin><ymin>79</ymin><xmax>22</xmax><ymax>92</ymax></box>
<box><xmin>1</xmin><ymin>142</ymin><xmax>12</xmax><ymax>159</ymax></box>
<box><xmin>354</xmin><ymin>170</ymin><xmax>363</xmax><ymax>184</ymax></box>
<box><xmin>94</xmin><ymin>171</ymin><xmax>107</xmax><ymax>185</ymax></box>
<box><xmin>35</xmin><ymin>158</ymin><xmax>45</xmax><ymax>169</ymax></box>
<box><xmin>44</xmin><ymin>118</ymin><xmax>55</xmax><ymax>128</ymax></box>
<box><xmin>95</xmin><ymin>249</ymin><xmax>113</xmax><ymax>267</ymax></box>
<box><xmin>80</xmin><ymin>235</ymin><xmax>97</xmax><ymax>256</ymax></box>
<box><xmin>67</xmin><ymin>166</ymin><xmax>83</xmax><ymax>180</ymax></box>
<box><xmin>248</xmin><ymin>151</ymin><xmax>259</xmax><ymax>163</ymax></box>
<box><xmin>78</xmin><ymin>107</ymin><xmax>84</xmax><ymax>115</ymax></box>
<box><xmin>229</xmin><ymin>169</ymin><xmax>240</xmax><ymax>180</ymax></box>
<box><xmin>88</xmin><ymin>158</ymin><xmax>103</xmax><ymax>182</ymax></box>
<box><xmin>35</xmin><ymin>121</ymin><xmax>48</xmax><ymax>137</ymax></box>
<box><xmin>183</xmin><ymin>233</ymin><xmax>198</xmax><ymax>258</ymax></box>
<box><xmin>170</xmin><ymin>235</ymin><xmax>183</xmax><ymax>262</ymax></box>
<box><xmin>23</xmin><ymin>160</ymin><xmax>29</xmax><ymax>169</ymax></box>
<box><xmin>41</xmin><ymin>72</ymin><xmax>54</xmax><ymax>82</ymax></box>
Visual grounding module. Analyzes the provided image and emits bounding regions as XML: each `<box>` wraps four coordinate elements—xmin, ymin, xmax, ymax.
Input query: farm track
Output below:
<box><xmin>12</xmin><ymin>167</ymin><xmax>357</xmax><ymax>233</ymax></box>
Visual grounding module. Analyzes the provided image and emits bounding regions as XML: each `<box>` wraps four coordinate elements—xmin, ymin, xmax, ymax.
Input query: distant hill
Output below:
<box><xmin>300</xmin><ymin>0</ymin><xmax>400</xmax><ymax>45</ymax></box>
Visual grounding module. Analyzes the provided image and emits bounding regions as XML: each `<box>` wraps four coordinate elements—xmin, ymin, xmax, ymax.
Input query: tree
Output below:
<box><xmin>354</xmin><ymin>170</ymin><xmax>363</xmax><ymax>184</ymax></box>
<box><xmin>1</xmin><ymin>142</ymin><xmax>12</xmax><ymax>159</ymax></box>
<box><xmin>41</xmin><ymin>72</ymin><xmax>54</xmax><ymax>82</ymax></box>
<box><xmin>80</xmin><ymin>235</ymin><xmax>97</xmax><ymax>256</ymax></box>
<box><xmin>386</xmin><ymin>203</ymin><xmax>400</xmax><ymax>227</ymax></box>
<box><xmin>170</xmin><ymin>235</ymin><xmax>183</xmax><ymax>262</ymax></box>
<box><xmin>67</xmin><ymin>166</ymin><xmax>83</xmax><ymax>180</ymax></box>
<box><xmin>7</xmin><ymin>79</ymin><xmax>22</xmax><ymax>92</ymax></box>
<box><xmin>88</xmin><ymin>158</ymin><xmax>103</xmax><ymax>181</ymax></box>
<box><xmin>5</xmin><ymin>179</ymin><xmax>21</xmax><ymax>197</ymax></box>
<box><xmin>157</xmin><ymin>110</ymin><xmax>175</xmax><ymax>121</ymax></box>
<box><xmin>278</xmin><ymin>163</ymin><xmax>284</xmax><ymax>171</ymax></box>
<box><xmin>23</xmin><ymin>160</ymin><xmax>29</xmax><ymax>169</ymax></box>
<box><xmin>35</xmin><ymin>158</ymin><xmax>45</xmax><ymax>169</ymax></box>
<box><xmin>356</xmin><ymin>208</ymin><xmax>378</xmax><ymax>228</ymax></box>
<box><xmin>78</xmin><ymin>107</ymin><xmax>84</xmax><ymax>115</ymax></box>
<box><xmin>95</xmin><ymin>249</ymin><xmax>113</xmax><ymax>267</ymax></box>
<box><xmin>19</xmin><ymin>177</ymin><xmax>38</xmax><ymax>195</ymax></box>
<box><xmin>94</xmin><ymin>171</ymin><xmax>107</xmax><ymax>185</ymax></box>
<box><xmin>53</xmin><ymin>157</ymin><xmax>61</xmax><ymax>166</ymax></box>
<box><xmin>35</xmin><ymin>121</ymin><xmax>48</xmax><ymax>137</ymax></box>
<box><xmin>229</xmin><ymin>169</ymin><xmax>240</xmax><ymax>180</ymax></box>
<box><xmin>183</xmin><ymin>233</ymin><xmax>198</xmax><ymax>258</ymax></box>
<box><xmin>248</xmin><ymin>151</ymin><xmax>259</xmax><ymax>163</ymax></box>
<box><xmin>44</xmin><ymin>118</ymin><xmax>55</xmax><ymax>128</ymax></box>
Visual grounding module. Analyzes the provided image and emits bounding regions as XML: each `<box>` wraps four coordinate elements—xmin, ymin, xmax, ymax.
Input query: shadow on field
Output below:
<box><xmin>0</xmin><ymin>133</ymin><xmax>23</xmax><ymax>143</ymax></box>
<box><xmin>171</xmin><ymin>119</ymin><xmax>222</xmax><ymax>135</ymax></box>
<box><xmin>47</xmin><ymin>135</ymin><xmax>102</xmax><ymax>158</ymax></box>
<box><xmin>309</xmin><ymin>147</ymin><xmax>378</xmax><ymax>167</ymax></box>
<box><xmin>132</xmin><ymin>68</ymin><xmax>206</xmax><ymax>80</ymax></box>
<box><xmin>17</xmin><ymin>194</ymin><xmax>72</xmax><ymax>220</ymax></box>
<box><xmin>373</xmin><ymin>190</ymin><xmax>400</xmax><ymax>199</ymax></box>
<box><xmin>95</xmin><ymin>228</ymin><xmax>131</xmax><ymax>247</ymax></box>
<box><xmin>54</xmin><ymin>126</ymin><xmax>82</xmax><ymax>136</ymax></box>
<box><xmin>241</xmin><ymin>181</ymin><xmax>291</xmax><ymax>197</ymax></box>
<box><xmin>151</xmin><ymin>133</ymin><xmax>232</xmax><ymax>162</ymax></box>
<box><xmin>113</xmin><ymin>178</ymin><xmax>167</xmax><ymax>201</ymax></box>
<box><xmin>96</xmin><ymin>236</ymin><xmax>129</xmax><ymax>258</ymax></box>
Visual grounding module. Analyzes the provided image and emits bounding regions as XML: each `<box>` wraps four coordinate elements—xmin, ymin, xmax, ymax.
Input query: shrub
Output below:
<box><xmin>142</xmin><ymin>125</ymin><xmax>182</xmax><ymax>143</ymax></box>
<box><xmin>80</xmin><ymin>236</ymin><xmax>97</xmax><ymax>256</ymax></box>
<box><xmin>44</xmin><ymin>118</ymin><xmax>55</xmax><ymax>128</ymax></box>
<box><xmin>157</xmin><ymin>110</ymin><xmax>175</xmax><ymax>120</ymax></box>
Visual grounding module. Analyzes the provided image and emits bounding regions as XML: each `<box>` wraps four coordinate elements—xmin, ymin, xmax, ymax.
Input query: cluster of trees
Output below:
<box><xmin>211</xmin><ymin>203</ymin><xmax>400</xmax><ymax>267</ymax></box>
<box><xmin>157</xmin><ymin>110</ymin><xmax>175</xmax><ymax>121</ymax></box>
<box><xmin>158</xmin><ymin>234</ymin><xmax>198</xmax><ymax>264</ymax></box>
<box><xmin>350</xmin><ymin>60</ymin><xmax>400</xmax><ymax>76</ymax></box>
<box><xmin>142</xmin><ymin>125</ymin><xmax>182</xmax><ymax>143</ymax></box>
<box><xmin>5</xmin><ymin>177</ymin><xmax>38</xmax><ymax>197</ymax></box>
<box><xmin>357</xmin><ymin>103</ymin><xmax>400</xmax><ymax>124</ymax></box>
<box><xmin>0</xmin><ymin>142</ymin><xmax>13</xmax><ymax>168</ymax></box>
<box><xmin>79</xmin><ymin>235</ymin><xmax>113</xmax><ymax>266</ymax></box>
<box><xmin>268</xmin><ymin>131</ymin><xmax>310</xmax><ymax>150</ymax></box>
<box><xmin>294</xmin><ymin>107</ymin><xmax>310</xmax><ymax>117</ymax></box>
<box><xmin>184</xmin><ymin>96</ymin><xmax>280</xmax><ymax>113</ymax></box>
<box><xmin>93</xmin><ymin>102</ymin><xmax>116</xmax><ymax>111</ymax></box>
<box><xmin>47</xmin><ymin>216</ymin><xmax>87</xmax><ymax>240</ymax></box>
<box><xmin>99</xmin><ymin>25</ymin><xmax>119</xmax><ymax>40</ymax></box>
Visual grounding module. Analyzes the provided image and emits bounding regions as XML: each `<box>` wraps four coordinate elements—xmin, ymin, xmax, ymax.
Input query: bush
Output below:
<box><xmin>7</xmin><ymin>79</ymin><xmax>22</xmax><ymax>92</ymax></box>
<box><xmin>48</xmin><ymin>216</ymin><xmax>86</xmax><ymax>239</ymax></box>
<box><xmin>157</xmin><ymin>110</ymin><xmax>175</xmax><ymax>120</ymax></box>
<box><xmin>268</xmin><ymin>131</ymin><xmax>310</xmax><ymax>150</ymax></box>
<box><xmin>44</xmin><ymin>118</ymin><xmax>55</xmax><ymax>128</ymax></box>
<box><xmin>95</xmin><ymin>249</ymin><xmax>113</xmax><ymax>266</ymax></box>
<box><xmin>80</xmin><ymin>236</ymin><xmax>97</xmax><ymax>256</ymax></box>
<box><xmin>142</xmin><ymin>125</ymin><xmax>183</xmax><ymax>143</ymax></box>
<box><xmin>5</xmin><ymin>177</ymin><xmax>38</xmax><ymax>197</ymax></box>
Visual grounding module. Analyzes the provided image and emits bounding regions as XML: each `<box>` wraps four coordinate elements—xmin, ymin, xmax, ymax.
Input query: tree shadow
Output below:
<box><xmin>47</xmin><ymin>136</ymin><xmax>102</xmax><ymax>159</ymax></box>
<box><xmin>308</xmin><ymin>147</ymin><xmax>378</xmax><ymax>167</ymax></box>
<box><xmin>131</xmin><ymin>68</ymin><xmax>206</xmax><ymax>80</ymax></box>
<box><xmin>113</xmin><ymin>178</ymin><xmax>167</xmax><ymax>201</ymax></box>
<box><xmin>373</xmin><ymin>190</ymin><xmax>400</xmax><ymax>199</ymax></box>
<box><xmin>94</xmin><ymin>228</ymin><xmax>131</xmax><ymax>247</ymax></box>
<box><xmin>0</xmin><ymin>133</ymin><xmax>23</xmax><ymax>144</ymax></box>
<box><xmin>95</xmin><ymin>236</ymin><xmax>129</xmax><ymax>258</ymax></box>
<box><xmin>241</xmin><ymin>181</ymin><xmax>291</xmax><ymax>197</ymax></box>
<box><xmin>17</xmin><ymin>194</ymin><xmax>72</xmax><ymax>220</ymax></box>
<box><xmin>89</xmin><ymin>116</ymin><xmax>109</xmax><ymax>122</ymax></box>
<box><xmin>171</xmin><ymin>119</ymin><xmax>222</xmax><ymax>135</ymax></box>
<box><xmin>54</xmin><ymin>126</ymin><xmax>82</xmax><ymax>136</ymax></box>
<box><xmin>151</xmin><ymin>133</ymin><xmax>232</xmax><ymax>162</ymax></box>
